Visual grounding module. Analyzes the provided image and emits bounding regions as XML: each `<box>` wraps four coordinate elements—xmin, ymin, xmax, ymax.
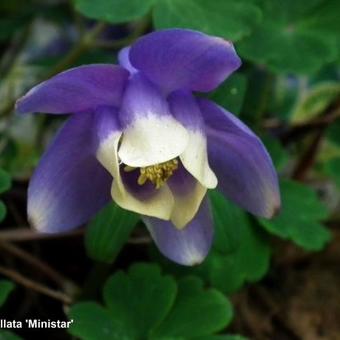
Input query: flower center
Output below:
<box><xmin>124</xmin><ymin>159</ymin><xmax>178</xmax><ymax>189</ymax></box>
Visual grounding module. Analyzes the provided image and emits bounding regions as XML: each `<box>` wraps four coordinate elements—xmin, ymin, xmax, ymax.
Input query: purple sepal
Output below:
<box><xmin>129</xmin><ymin>29</ymin><xmax>241</xmax><ymax>93</ymax></box>
<box><xmin>16</xmin><ymin>65</ymin><xmax>129</xmax><ymax>114</ymax></box>
<box><xmin>199</xmin><ymin>99</ymin><xmax>280</xmax><ymax>218</ymax></box>
<box><xmin>143</xmin><ymin>198</ymin><xmax>213</xmax><ymax>266</ymax></box>
<box><xmin>28</xmin><ymin>113</ymin><xmax>112</xmax><ymax>233</ymax></box>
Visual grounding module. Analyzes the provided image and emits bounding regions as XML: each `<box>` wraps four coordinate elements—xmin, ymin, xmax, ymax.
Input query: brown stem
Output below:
<box><xmin>280</xmin><ymin>99</ymin><xmax>340</xmax><ymax>145</ymax></box>
<box><xmin>0</xmin><ymin>228</ymin><xmax>84</xmax><ymax>242</ymax></box>
<box><xmin>0</xmin><ymin>265</ymin><xmax>72</xmax><ymax>304</ymax></box>
<box><xmin>292</xmin><ymin>129</ymin><xmax>325</xmax><ymax>181</ymax></box>
<box><xmin>0</xmin><ymin>241</ymin><xmax>78</xmax><ymax>292</ymax></box>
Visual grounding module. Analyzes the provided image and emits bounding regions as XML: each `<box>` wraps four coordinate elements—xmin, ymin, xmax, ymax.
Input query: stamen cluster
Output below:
<box><xmin>137</xmin><ymin>159</ymin><xmax>179</xmax><ymax>189</ymax></box>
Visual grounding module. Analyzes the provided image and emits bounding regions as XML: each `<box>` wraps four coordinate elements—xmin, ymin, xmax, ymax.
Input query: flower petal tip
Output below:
<box><xmin>182</xmin><ymin>253</ymin><xmax>206</xmax><ymax>267</ymax></box>
<box><xmin>269</xmin><ymin>200</ymin><xmax>281</xmax><ymax>219</ymax></box>
<box><xmin>27</xmin><ymin>206</ymin><xmax>50</xmax><ymax>234</ymax></box>
<box><xmin>168</xmin><ymin>243</ymin><xmax>208</xmax><ymax>266</ymax></box>
<box><xmin>15</xmin><ymin>96</ymin><xmax>29</xmax><ymax>114</ymax></box>
<box><xmin>215</xmin><ymin>37</ymin><xmax>242</xmax><ymax>67</ymax></box>
<box><xmin>261</xmin><ymin>194</ymin><xmax>281</xmax><ymax>219</ymax></box>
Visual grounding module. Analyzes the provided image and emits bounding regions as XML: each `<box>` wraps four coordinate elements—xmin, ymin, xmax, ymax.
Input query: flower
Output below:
<box><xmin>16</xmin><ymin>29</ymin><xmax>280</xmax><ymax>266</ymax></box>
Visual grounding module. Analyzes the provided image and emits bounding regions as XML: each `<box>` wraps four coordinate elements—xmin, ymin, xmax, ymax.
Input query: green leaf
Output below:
<box><xmin>0</xmin><ymin>169</ymin><xmax>11</xmax><ymax>194</ymax></box>
<box><xmin>326</xmin><ymin>120</ymin><xmax>340</xmax><ymax>146</ymax></box>
<box><xmin>70</xmin><ymin>264</ymin><xmax>176</xmax><ymax>340</ymax></box>
<box><xmin>291</xmin><ymin>82</ymin><xmax>340</xmax><ymax>123</ymax></box>
<box><xmin>259</xmin><ymin>180</ymin><xmax>331</xmax><ymax>251</ymax></box>
<box><xmin>69</xmin><ymin>264</ymin><xmax>233</xmax><ymax>339</ymax></box>
<box><xmin>103</xmin><ymin>263</ymin><xmax>177</xmax><ymax>338</ymax></box>
<box><xmin>151</xmin><ymin>276</ymin><xmax>233</xmax><ymax>338</ymax></box>
<box><xmin>74</xmin><ymin>0</ymin><xmax>155</xmax><ymax>23</ymax></box>
<box><xmin>301</xmin><ymin>0</ymin><xmax>340</xmax><ymax>37</ymax></box>
<box><xmin>69</xmin><ymin>302</ymin><xmax>125</xmax><ymax>340</ymax></box>
<box><xmin>0</xmin><ymin>330</ymin><xmax>23</xmax><ymax>340</ymax></box>
<box><xmin>85</xmin><ymin>203</ymin><xmax>139</xmax><ymax>263</ymax></box>
<box><xmin>153</xmin><ymin>0</ymin><xmax>262</xmax><ymax>41</ymax></box>
<box><xmin>0</xmin><ymin>280</ymin><xmax>15</xmax><ymax>307</ymax></box>
<box><xmin>198</xmin><ymin>191</ymin><xmax>271</xmax><ymax>294</ymax></box>
<box><xmin>0</xmin><ymin>18</ymin><xmax>25</xmax><ymax>41</ymax></box>
<box><xmin>0</xmin><ymin>201</ymin><xmax>6</xmax><ymax>223</ymax></box>
<box><xmin>237</xmin><ymin>0</ymin><xmax>338</xmax><ymax>74</ymax></box>
<box><xmin>262</xmin><ymin>135</ymin><xmax>289</xmax><ymax>171</ymax></box>
<box><xmin>324</xmin><ymin>157</ymin><xmax>340</xmax><ymax>188</ymax></box>
<box><xmin>209</xmin><ymin>74</ymin><xmax>247</xmax><ymax>115</ymax></box>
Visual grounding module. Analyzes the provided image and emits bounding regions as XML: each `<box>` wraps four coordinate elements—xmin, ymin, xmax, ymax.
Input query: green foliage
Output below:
<box><xmin>0</xmin><ymin>169</ymin><xmax>11</xmax><ymax>194</ymax></box>
<box><xmin>85</xmin><ymin>203</ymin><xmax>139</xmax><ymax>263</ymax></box>
<box><xmin>0</xmin><ymin>169</ymin><xmax>11</xmax><ymax>223</ymax></box>
<box><xmin>153</xmin><ymin>0</ymin><xmax>262</xmax><ymax>41</ymax></box>
<box><xmin>237</xmin><ymin>0</ymin><xmax>339</xmax><ymax>74</ymax></box>
<box><xmin>74</xmin><ymin>0</ymin><xmax>156</xmax><ymax>23</ymax></box>
<box><xmin>0</xmin><ymin>280</ymin><xmax>14</xmax><ymax>307</ymax></box>
<box><xmin>327</xmin><ymin>121</ymin><xmax>340</xmax><ymax>146</ymax></box>
<box><xmin>0</xmin><ymin>330</ymin><xmax>23</xmax><ymax>340</ymax></box>
<box><xmin>69</xmin><ymin>263</ymin><xmax>233</xmax><ymax>339</ymax></box>
<box><xmin>196</xmin><ymin>191</ymin><xmax>271</xmax><ymax>294</ymax></box>
<box><xmin>259</xmin><ymin>180</ymin><xmax>331</xmax><ymax>251</ymax></box>
<box><xmin>0</xmin><ymin>19</ymin><xmax>24</xmax><ymax>41</ymax></box>
<box><xmin>0</xmin><ymin>281</ymin><xmax>20</xmax><ymax>340</ymax></box>
<box><xmin>324</xmin><ymin>158</ymin><xmax>340</xmax><ymax>188</ymax></box>
<box><xmin>157</xmin><ymin>191</ymin><xmax>271</xmax><ymax>294</ymax></box>
<box><xmin>209</xmin><ymin>74</ymin><xmax>247</xmax><ymax>115</ymax></box>
<box><xmin>151</xmin><ymin>276</ymin><xmax>233</xmax><ymax>338</ymax></box>
<box><xmin>0</xmin><ymin>202</ymin><xmax>6</xmax><ymax>223</ymax></box>
<box><xmin>291</xmin><ymin>82</ymin><xmax>340</xmax><ymax>123</ymax></box>
<box><xmin>262</xmin><ymin>135</ymin><xmax>289</xmax><ymax>171</ymax></box>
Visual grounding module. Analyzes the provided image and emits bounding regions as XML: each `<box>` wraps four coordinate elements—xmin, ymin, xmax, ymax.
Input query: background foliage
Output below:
<box><xmin>0</xmin><ymin>0</ymin><xmax>339</xmax><ymax>339</ymax></box>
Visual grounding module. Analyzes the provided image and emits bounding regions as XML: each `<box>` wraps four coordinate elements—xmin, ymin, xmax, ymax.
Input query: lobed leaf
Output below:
<box><xmin>258</xmin><ymin>180</ymin><xmax>331</xmax><ymax>251</ymax></box>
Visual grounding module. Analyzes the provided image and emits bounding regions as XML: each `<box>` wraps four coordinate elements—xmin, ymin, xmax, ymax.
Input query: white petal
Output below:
<box><xmin>118</xmin><ymin>113</ymin><xmax>189</xmax><ymax>167</ymax></box>
<box><xmin>180</xmin><ymin>130</ymin><xmax>217</xmax><ymax>189</ymax></box>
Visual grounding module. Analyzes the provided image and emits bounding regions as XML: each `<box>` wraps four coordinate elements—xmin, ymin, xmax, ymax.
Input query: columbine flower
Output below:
<box><xmin>16</xmin><ymin>29</ymin><xmax>280</xmax><ymax>265</ymax></box>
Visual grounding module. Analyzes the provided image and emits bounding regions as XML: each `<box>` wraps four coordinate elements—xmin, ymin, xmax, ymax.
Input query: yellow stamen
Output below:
<box><xmin>137</xmin><ymin>159</ymin><xmax>178</xmax><ymax>189</ymax></box>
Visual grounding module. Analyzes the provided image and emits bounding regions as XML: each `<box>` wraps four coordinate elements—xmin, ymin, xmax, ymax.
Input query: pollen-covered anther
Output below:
<box><xmin>137</xmin><ymin>159</ymin><xmax>178</xmax><ymax>189</ymax></box>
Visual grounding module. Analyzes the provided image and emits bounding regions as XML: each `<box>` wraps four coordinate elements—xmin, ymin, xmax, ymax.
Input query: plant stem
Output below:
<box><xmin>0</xmin><ymin>241</ymin><xmax>79</xmax><ymax>294</ymax></box>
<box><xmin>0</xmin><ymin>228</ymin><xmax>84</xmax><ymax>242</ymax></box>
<box><xmin>0</xmin><ymin>265</ymin><xmax>72</xmax><ymax>304</ymax></box>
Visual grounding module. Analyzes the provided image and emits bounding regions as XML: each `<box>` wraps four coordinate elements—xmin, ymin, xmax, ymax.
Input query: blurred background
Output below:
<box><xmin>0</xmin><ymin>0</ymin><xmax>339</xmax><ymax>339</ymax></box>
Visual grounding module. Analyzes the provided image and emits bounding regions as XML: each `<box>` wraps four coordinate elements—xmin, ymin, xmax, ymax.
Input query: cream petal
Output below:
<box><xmin>168</xmin><ymin>91</ymin><xmax>217</xmax><ymax>189</ymax></box>
<box><xmin>96</xmin><ymin>132</ymin><xmax>175</xmax><ymax>220</ymax></box>
<box><xmin>167</xmin><ymin>165</ymin><xmax>207</xmax><ymax>229</ymax></box>
<box><xmin>180</xmin><ymin>130</ymin><xmax>217</xmax><ymax>189</ymax></box>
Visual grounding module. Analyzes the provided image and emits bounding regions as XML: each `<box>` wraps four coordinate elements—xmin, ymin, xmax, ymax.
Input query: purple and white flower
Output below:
<box><xmin>16</xmin><ymin>29</ymin><xmax>280</xmax><ymax>265</ymax></box>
